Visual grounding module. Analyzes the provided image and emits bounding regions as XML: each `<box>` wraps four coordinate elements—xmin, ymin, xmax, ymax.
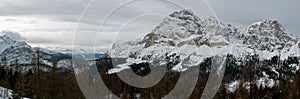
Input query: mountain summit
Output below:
<box><xmin>0</xmin><ymin>32</ymin><xmax>73</xmax><ymax>72</ymax></box>
<box><xmin>242</xmin><ymin>20</ymin><xmax>296</xmax><ymax>52</ymax></box>
<box><xmin>109</xmin><ymin>9</ymin><xmax>299</xmax><ymax>73</ymax></box>
<box><xmin>0</xmin><ymin>34</ymin><xmax>33</xmax><ymax>65</ymax></box>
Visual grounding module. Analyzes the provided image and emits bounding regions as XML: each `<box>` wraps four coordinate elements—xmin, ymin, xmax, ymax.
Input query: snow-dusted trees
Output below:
<box><xmin>0</xmin><ymin>86</ymin><xmax>13</xmax><ymax>99</ymax></box>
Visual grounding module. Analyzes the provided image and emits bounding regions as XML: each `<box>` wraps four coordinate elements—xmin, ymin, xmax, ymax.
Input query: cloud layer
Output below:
<box><xmin>0</xmin><ymin>0</ymin><xmax>299</xmax><ymax>52</ymax></box>
<box><xmin>0</xmin><ymin>30</ymin><xmax>26</xmax><ymax>41</ymax></box>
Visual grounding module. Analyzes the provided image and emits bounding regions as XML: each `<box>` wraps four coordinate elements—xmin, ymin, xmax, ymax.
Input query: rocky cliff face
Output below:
<box><xmin>109</xmin><ymin>9</ymin><xmax>299</xmax><ymax>73</ymax></box>
<box><xmin>242</xmin><ymin>20</ymin><xmax>296</xmax><ymax>52</ymax></box>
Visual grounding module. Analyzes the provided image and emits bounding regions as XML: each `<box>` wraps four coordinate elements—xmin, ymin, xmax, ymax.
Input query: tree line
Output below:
<box><xmin>0</xmin><ymin>49</ymin><xmax>85</xmax><ymax>99</ymax></box>
<box><xmin>1</xmin><ymin>49</ymin><xmax>300</xmax><ymax>98</ymax></box>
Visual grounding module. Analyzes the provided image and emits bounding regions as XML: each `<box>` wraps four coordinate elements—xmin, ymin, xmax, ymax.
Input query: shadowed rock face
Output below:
<box><xmin>142</xmin><ymin>33</ymin><xmax>159</xmax><ymax>48</ymax></box>
<box><xmin>129</xmin><ymin>62</ymin><xmax>151</xmax><ymax>77</ymax></box>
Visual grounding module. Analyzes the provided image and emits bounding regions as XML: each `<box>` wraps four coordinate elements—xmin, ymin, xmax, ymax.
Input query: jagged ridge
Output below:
<box><xmin>109</xmin><ymin>9</ymin><xmax>300</xmax><ymax>73</ymax></box>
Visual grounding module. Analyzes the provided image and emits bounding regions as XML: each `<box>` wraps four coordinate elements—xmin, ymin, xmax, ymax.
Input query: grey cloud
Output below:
<box><xmin>0</xmin><ymin>30</ymin><xmax>26</xmax><ymax>41</ymax></box>
<box><xmin>0</xmin><ymin>30</ymin><xmax>59</xmax><ymax>44</ymax></box>
<box><xmin>26</xmin><ymin>37</ymin><xmax>58</xmax><ymax>44</ymax></box>
<box><xmin>0</xmin><ymin>0</ymin><xmax>91</xmax><ymax>26</ymax></box>
<box><xmin>1</xmin><ymin>0</ymin><xmax>300</xmax><ymax>50</ymax></box>
<box><xmin>208</xmin><ymin>0</ymin><xmax>300</xmax><ymax>37</ymax></box>
<box><xmin>5</xmin><ymin>18</ymin><xmax>19</xmax><ymax>22</ymax></box>
<box><xmin>5</xmin><ymin>18</ymin><xmax>38</xmax><ymax>24</ymax></box>
<box><xmin>0</xmin><ymin>0</ymin><xmax>90</xmax><ymax>15</ymax></box>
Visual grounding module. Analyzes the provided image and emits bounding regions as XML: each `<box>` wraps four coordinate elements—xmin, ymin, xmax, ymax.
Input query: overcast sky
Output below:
<box><xmin>0</xmin><ymin>0</ymin><xmax>299</xmax><ymax>52</ymax></box>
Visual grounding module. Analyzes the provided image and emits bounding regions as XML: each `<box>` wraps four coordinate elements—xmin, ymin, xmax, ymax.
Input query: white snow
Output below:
<box><xmin>108</xmin><ymin>9</ymin><xmax>300</xmax><ymax>73</ymax></box>
<box><xmin>271</xmin><ymin>67</ymin><xmax>280</xmax><ymax>78</ymax></box>
<box><xmin>0</xmin><ymin>34</ymin><xmax>33</xmax><ymax>66</ymax></box>
<box><xmin>226</xmin><ymin>80</ymin><xmax>240</xmax><ymax>93</ymax></box>
<box><xmin>108</xmin><ymin>64</ymin><xmax>131</xmax><ymax>74</ymax></box>
<box><xmin>289</xmin><ymin>64</ymin><xmax>300</xmax><ymax>74</ymax></box>
<box><xmin>0</xmin><ymin>86</ymin><xmax>13</xmax><ymax>99</ymax></box>
<box><xmin>256</xmin><ymin>72</ymin><xmax>276</xmax><ymax>88</ymax></box>
<box><xmin>243</xmin><ymin>82</ymin><xmax>251</xmax><ymax>90</ymax></box>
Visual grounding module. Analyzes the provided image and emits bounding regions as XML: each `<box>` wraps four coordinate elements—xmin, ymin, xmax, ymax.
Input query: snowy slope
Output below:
<box><xmin>0</xmin><ymin>34</ymin><xmax>33</xmax><ymax>65</ymax></box>
<box><xmin>0</xmin><ymin>86</ymin><xmax>13</xmax><ymax>99</ymax></box>
<box><xmin>109</xmin><ymin>9</ymin><xmax>300</xmax><ymax>73</ymax></box>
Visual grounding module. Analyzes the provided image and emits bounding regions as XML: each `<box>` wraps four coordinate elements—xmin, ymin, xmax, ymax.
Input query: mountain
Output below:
<box><xmin>0</xmin><ymin>34</ymin><xmax>33</xmax><ymax>65</ymax></box>
<box><xmin>109</xmin><ymin>9</ymin><xmax>299</xmax><ymax>73</ymax></box>
<box><xmin>106</xmin><ymin>9</ymin><xmax>300</xmax><ymax>94</ymax></box>
<box><xmin>0</xmin><ymin>33</ymin><xmax>73</xmax><ymax>72</ymax></box>
<box><xmin>242</xmin><ymin>20</ymin><xmax>297</xmax><ymax>52</ymax></box>
<box><xmin>0</xmin><ymin>32</ymin><xmax>108</xmax><ymax>73</ymax></box>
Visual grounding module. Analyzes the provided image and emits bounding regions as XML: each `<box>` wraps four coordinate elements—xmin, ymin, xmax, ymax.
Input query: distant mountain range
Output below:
<box><xmin>1</xmin><ymin>9</ymin><xmax>299</xmax><ymax>94</ymax></box>
<box><xmin>0</xmin><ymin>34</ymin><xmax>105</xmax><ymax>72</ymax></box>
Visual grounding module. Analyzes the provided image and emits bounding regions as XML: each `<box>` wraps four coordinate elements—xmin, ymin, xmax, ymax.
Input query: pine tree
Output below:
<box><xmin>1</xmin><ymin>57</ymin><xmax>7</xmax><ymax>69</ymax></box>
<box><xmin>49</xmin><ymin>60</ymin><xmax>60</xmax><ymax>99</ymax></box>
<box><xmin>31</xmin><ymin>48</ymin><xmax>43</xmax><ymax>98</ymax></box>
<box><xmin>0</xmin><ymin>66</ymin><xmax>4</xmax><ymax>81</ymax></box>
<box><xmin>0</xmin><ymin>56</ymin><xmax>10</xmax><ymax>94</ymax></box>
<box><xmin>14</xmin><ymin>59</ymin><xmax>20</xmax><ymax>73</ymax></box>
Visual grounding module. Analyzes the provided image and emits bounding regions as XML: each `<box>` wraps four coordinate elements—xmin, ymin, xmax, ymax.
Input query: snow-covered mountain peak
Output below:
<box><xmin>109</xmin><ymin>9</ymin><xmax>300</xmax><ymax>73</ymax></box>
<box><xmin>242</xmin><ymin>20</ymin><xmax>296</xmax><ymax>52</ymax></box>
<box><xmin>149</xmin><ymin>9</ymin><xmax>202</xmax><ymax>41</ymax></box>
<box><xmin>249</xmin><ymin>20</ymin><xmax>285</xmax><ymax>33</ymax></box>
<box><xmin>109</xmin><ymin>9</ymin><xmax>231</xmax><ymax>72</ymax></box>
<box><xmin>168</xmin><ymin>9</ymin><xmax>199</xmax><ymax>21</ymax></box>
<box><xmin>138</xmin><ymin>9</ymin><xmax>228</xmax><ymax>49</ymax></box>
<box><xmin>0</xmin><ymin>34</ymin><xmax>33</xmax><ymax>67</ymax></box>
<box><xmin>0</xmin><ymin>34</ymin><xmax>15</xmax><ymax>44</ymax></box>
<box><xmin>0</xmin><ymin>32</ymin><xmax>73</xmax><ymax>71</ymax></box>
<box><xmin>0</xmin><ymin>34</ymin><xmax>31</xmax><ymax>53</ymax></box>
